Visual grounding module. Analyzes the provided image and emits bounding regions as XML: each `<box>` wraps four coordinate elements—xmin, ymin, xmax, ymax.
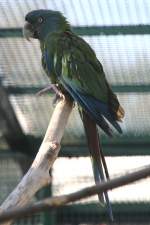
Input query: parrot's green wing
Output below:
<box><xmin>58</xmin><ymin>32</ymin><xmax>108</xmax><ymax>102</ymax></box>
<box><xmin>54</xmin><ymin>31</ymin><xmax>124</xmax><ymax>134</ymax></box>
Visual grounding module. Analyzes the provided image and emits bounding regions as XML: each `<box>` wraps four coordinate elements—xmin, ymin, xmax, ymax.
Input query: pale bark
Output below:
<box><xmin>0</xmin><ymin>97</ymin><xmax>73</xmax><ymax>225</ymax></box>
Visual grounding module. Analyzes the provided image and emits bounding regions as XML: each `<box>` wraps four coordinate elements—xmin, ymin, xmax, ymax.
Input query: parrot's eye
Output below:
<box><xmin>38</xmin><ymin>17</ymin><xmax>43</xmax><ymax>24</ymax></box>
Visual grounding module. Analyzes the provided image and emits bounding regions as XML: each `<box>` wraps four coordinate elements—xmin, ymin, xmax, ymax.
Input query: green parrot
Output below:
<box><xmin>23</xmin><ymin>9</ymin><xmax>125</xmax><ymax>221</ymax></box>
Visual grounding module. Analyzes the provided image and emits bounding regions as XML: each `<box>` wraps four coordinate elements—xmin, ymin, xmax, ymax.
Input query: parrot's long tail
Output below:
<box><xmin>82</xmin><ymin>110</ymin><xmax>114</xmax><ymax>222</ymax></box>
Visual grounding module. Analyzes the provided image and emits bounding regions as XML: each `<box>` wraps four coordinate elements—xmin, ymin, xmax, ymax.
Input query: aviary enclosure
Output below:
<box><xmin>0</xmin><ymin>0</ymin><xmax>150</xmax><ymax>224</ymax></box>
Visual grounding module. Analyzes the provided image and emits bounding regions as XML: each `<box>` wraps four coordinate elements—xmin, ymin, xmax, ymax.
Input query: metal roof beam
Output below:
<box><xmin>6</xmin><ymin>84</ymin><xmax>150</xmax><ymax>95</ymax></box>
<box><xmin>0</xmin><ymin>84</ymin><xmax>33</xmax><ymax>155</ymax></box>
<box><xmin>57</xmin><ymin>202</ymin><xmax>150</xmax><ymax>223</ymax></box>
<box><xmin>18</xmin><ymin>136</ymin><xmax>150</xmax><ymax>157</ymax></box>
<box><xmin>0</xmin><ymin>25</ymin><xmax>150</xmax><ymax>38</ymax></box>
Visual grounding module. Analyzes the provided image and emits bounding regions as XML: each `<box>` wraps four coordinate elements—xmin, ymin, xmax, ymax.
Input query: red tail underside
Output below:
<box><xmin>82</xmin><ymin>110</ymin><xmax>109</xmax><ymax>179</ymax></box>
<box><xmin>82</xmin><ymin>110</ymin><xmax>114</xmax><ymax>222</ymax></box>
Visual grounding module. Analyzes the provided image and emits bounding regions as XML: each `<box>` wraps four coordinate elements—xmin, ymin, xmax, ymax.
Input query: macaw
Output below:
<box><xmin>23</xmin><ymin>9</ymin><xmax>125</xmax><ymax>221</ymax></box>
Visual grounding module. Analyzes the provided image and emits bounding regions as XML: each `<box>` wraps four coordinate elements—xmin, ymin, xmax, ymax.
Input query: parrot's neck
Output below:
<box><xmin>39</xmin><ymin>18</ymin><xmax>71</xmax><ymax>42</ymax></box>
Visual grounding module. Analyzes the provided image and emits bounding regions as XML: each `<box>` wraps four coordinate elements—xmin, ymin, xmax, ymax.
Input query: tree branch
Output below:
<box><xmin>0</xmin><ymin>96</ymin><xmax>73</xmax><ymax>225</ymax></box>
<box><xmin>0</xmin><ymin>164</ymin><xmax>150</xmax><ymax>223</ymax></box>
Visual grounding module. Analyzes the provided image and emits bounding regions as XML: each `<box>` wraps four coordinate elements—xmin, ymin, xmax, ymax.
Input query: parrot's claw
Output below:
<box><xmin>36</xmin><ymin>84</ymin><xmax>59</xmax><ymax>96</ymax></box>
<box><xmin>36</xmin><ymin>84</ymin><xmax>65</xmax><ymax>103</ymax></box>
<box><xmin>52</xmin><ymin>92</ymin><xmax>65</xmax><ymax>105</ymax></box>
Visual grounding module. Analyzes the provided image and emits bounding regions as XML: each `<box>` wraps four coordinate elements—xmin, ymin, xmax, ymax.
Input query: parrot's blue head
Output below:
<box><xmin>23</xmin><ymin>9</ymin><xmax>70</xmax><ymax>41</ymax></box>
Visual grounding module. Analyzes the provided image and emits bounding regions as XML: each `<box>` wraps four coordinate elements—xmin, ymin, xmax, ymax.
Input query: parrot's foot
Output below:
<box><xmin>36</xmin><ymin>84</ymin><xmax>61</xmax><ymax>96</ymax></box>
<box><xmin>36</xmin><ymin>84</ymin><xmax>65</xmax><ymax>103</ymax></box>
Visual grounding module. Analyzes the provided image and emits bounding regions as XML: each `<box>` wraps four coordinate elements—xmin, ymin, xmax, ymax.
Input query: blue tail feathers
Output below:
<box><xmin>60</xmin><ymin>78</ymin><xmax>122</xmax><ymax>136</ymax></box>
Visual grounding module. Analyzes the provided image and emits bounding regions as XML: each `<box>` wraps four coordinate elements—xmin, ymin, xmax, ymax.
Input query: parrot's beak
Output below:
<box><xmin>23</xmin><ymin>22</ymin><xmax>34</xmax><ymax>41</ymax></box>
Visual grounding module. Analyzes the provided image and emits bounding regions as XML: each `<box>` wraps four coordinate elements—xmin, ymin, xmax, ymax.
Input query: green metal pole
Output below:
<box><xmin>42</xmin><ymin>186</ymin><xmax>56</xmax><ymax>225</ymax></box>
<box><xmin>37</xmin><ymin>170</ymin><xmax>56</xmax><ymax>225</ymax></box>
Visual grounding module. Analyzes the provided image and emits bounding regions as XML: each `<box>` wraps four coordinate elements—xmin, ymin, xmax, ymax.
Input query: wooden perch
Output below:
<box><xmin>0</xmin><ymin>164</ymin><xmax>150</xmax><ymax>223</ymax></box>
<box><xmin>0</xmin><ymin>96</ymin><xmax>73</xmax><ymax>225</ymax></box>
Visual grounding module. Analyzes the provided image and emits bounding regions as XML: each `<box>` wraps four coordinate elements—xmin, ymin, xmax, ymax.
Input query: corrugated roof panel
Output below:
<box><xmin>84</xmin><ymin>35</ymin><xmax>150</xmax><ymax>85</ymax></box>
<box><xmin>0</xmin><ymin>0</ymin><xmax>150</xmax><ymax>28</ymax></box>
<box><xmin>0</xmin><ymin>38</ymin><xmax>48</xmax><ymax>87</ymax></box>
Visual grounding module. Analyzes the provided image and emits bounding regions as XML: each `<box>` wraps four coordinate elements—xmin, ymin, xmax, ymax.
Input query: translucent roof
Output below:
<box><xmin>0</xmin><ymin>0</ymin><xmax>150</xmax><ymax>27</ymax></box>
